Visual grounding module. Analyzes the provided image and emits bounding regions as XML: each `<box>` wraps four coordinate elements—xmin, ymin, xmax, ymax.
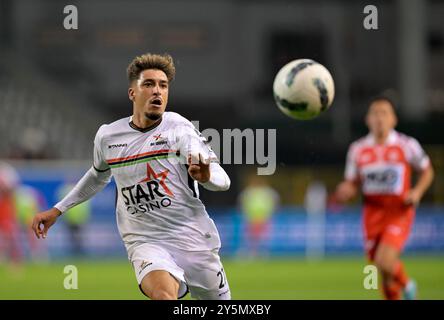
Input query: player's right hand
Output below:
<box><xmin>187</xmin><ymin>153</ymin><xmax>210</xmax><ymax>183</ymax></box>
<box><xmin>334</xmin><ymin>181</ymin><xmax>358</xmax><ymax>204</ymax></box>
<box><xmin>31</xmin><ymin>207</ymin><xmax>62</xmax><ymax>239</ymax></box>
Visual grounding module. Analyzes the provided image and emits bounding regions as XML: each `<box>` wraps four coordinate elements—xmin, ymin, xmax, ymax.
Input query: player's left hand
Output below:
<box><xmin>404</xmin><ymin>189</ymin><xmax>422</xmax><ymax>206</ymax></box>
<box><xmin>188</xmin><ymin>153</ymin><xmax>210</xmax><ymax>183</ymax></box>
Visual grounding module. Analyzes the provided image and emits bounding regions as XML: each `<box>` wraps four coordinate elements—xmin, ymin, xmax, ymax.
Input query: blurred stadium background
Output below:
<box><xmin>1</xmin><ymin>0</ymin><xmax>443</xmax><ymax>299</ymax></box>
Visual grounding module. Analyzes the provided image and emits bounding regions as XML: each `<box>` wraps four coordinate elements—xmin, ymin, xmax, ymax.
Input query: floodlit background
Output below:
<box><xmin>0</xmin><ymin>0</ymin><xmax>443</xmax><ymax>299</ymax></box>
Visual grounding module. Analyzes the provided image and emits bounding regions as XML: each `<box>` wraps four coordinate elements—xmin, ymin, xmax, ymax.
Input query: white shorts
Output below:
<box><xmin>130</xmin><ymin>243</ymin><xmax>231</xmax><ymax>300</ymax></box>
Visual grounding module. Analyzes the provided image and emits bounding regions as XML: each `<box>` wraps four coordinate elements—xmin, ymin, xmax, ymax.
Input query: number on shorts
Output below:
<box><xmin>217</xmin><ymin>268</ymin><xmax>226</xmax><ymax>289</ymax></box>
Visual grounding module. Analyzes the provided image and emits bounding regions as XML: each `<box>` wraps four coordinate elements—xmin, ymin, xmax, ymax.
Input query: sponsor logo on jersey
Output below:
<box><xmin>108</xmin><ymin>143</ymin><xmax>128</xmax><ymax>149</ymax></box>
<box><xmin>361</xmin><ymin>163</ymin><xmax>404</xmax><ymax>195</ymax></box>
<box><xmin>120</xmin><ymin>163</ymin><xmax>174</xmax><ymax>215</ymax></box>
<box><xmin>150</xmin><ymin>134</ymin><xmax>168</xmax><ymax>146</ymax></box>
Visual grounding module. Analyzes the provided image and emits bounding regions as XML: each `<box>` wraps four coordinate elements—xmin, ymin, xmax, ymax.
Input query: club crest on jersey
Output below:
<box><xmin>120</xmin><ymin>163</ymin><xmax>174</xmax><ymax>215</ymax></box>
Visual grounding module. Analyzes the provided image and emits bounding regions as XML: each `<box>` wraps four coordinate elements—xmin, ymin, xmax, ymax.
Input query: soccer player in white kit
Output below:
<box><xmin>32</xmin><ymin>53</ymin><xmax>232</xmax><ymax>300</ymax></box>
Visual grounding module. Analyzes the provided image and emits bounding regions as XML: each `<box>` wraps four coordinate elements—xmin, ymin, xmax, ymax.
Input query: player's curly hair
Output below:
<box><xmin>127</xmin><ymin>53</ymin><xmax>176</xmax><ymax>84</ymax></box>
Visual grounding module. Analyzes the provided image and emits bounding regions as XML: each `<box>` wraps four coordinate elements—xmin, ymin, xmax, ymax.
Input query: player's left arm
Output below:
<box><xmin>405</xmin><ymin>164</ymin><xmax>434</xmax><ymax>206</ymax></box>
<box><xmin>404</xmin><ymin>138</ymin><xmax>435</xmax><ymax>206</ymax></box>
<box><xmin>334</xmin><ymin>142</ymin><xmax>360</xmax><ymax>204</ymax></box>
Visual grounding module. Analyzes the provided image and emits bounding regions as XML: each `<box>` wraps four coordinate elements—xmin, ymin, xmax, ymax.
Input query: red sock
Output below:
<box><xmin>383</xmin><ymin>282</ymin><xmax>402</xmax><ymax>300</ymax></box>
<box><xmin>393</xmin><ymin>261</ymin><xmax>409</xmax><ymax>288</ymax></box>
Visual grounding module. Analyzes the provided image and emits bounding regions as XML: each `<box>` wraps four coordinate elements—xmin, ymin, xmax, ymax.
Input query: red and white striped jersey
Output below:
<box><xmin>345</xmin><ymin>130</ymin><xmax>430</xmax><ymax>208</ymax></box>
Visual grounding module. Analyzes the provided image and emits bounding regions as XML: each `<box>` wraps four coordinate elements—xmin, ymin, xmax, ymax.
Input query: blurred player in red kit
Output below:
<box><xmin>334</xmin><ymin>97</ymin><xmax>434</xmax><ymax>300</ymax></box>
<box><xmin>0</xmin><ymin>161</ymin><xmax>22</xmax><ymax>268</ymax></box>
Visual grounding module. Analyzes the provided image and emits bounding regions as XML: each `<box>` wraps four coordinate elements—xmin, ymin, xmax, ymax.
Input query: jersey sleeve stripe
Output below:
<box><xmin>93</xmin><ymin>165</ymin><xmax>111</xmax><ymax>172</ymax></box>
<box><xmin>107</xmin><ymin>149</ymin><xmax>176</xmax><ymax>164</ymax></box>
<box><xmin>107</xmin><ymin>152</ymin><xmax>179</xmax><ymax>168</ymax></box>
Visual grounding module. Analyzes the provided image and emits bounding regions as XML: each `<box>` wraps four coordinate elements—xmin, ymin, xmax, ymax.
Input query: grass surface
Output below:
<box><xmin>1</xmin><ymin>256</ymin><xmax>443</xmax><ymax>300</ymax></box>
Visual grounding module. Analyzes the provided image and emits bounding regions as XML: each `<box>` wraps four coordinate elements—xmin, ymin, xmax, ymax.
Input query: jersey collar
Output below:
<box><xmin>128</xmin><ymin>115</ymin><xmax>162</xmax><ymax>133</ymax></box>
<box><xmin>367</xmin><ymin>129</ymin><xmax>397</xmax><ymax>145</ymax></box>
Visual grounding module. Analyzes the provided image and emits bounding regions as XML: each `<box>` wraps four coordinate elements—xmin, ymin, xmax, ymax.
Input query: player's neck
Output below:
<box><xmin>132</xmin><ymin>113</ymin><xmax>161</xmax><ymax>130</ymax></box>
<box><xmin>373</xmin><ymin>131</ymin><xmax>390</xmax><ymax>145</ymax></box>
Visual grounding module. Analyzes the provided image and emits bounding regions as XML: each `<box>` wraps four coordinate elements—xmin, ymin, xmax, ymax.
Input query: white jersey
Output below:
<box><xmin>56</xmin><ymin>111</ymin><xmax>230</xmax><ymax>257</ymax></box>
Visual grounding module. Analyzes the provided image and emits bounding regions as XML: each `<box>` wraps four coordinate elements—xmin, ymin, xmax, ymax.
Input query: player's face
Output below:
<box><xmin>129</xmin><ymin>69</ymin><xmax>169</xmax><ymax>121</ymax></box>
<box><xmin>366</xmin><ymin>100</ymin><xmax>397</xmax><ymax>137</ymax></box>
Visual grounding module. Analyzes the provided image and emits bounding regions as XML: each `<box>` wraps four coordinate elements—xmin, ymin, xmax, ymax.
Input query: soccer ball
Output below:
<box><xmin>273</xmin><ymin>59</ymin><xmax>335</xmax><ymax>120</ymax></box>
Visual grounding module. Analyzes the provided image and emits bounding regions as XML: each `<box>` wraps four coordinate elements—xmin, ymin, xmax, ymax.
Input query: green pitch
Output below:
<box><xmin>1</xmin><ymin>256</ymin><xmax>443</xmax><ymax>299</ymax></box>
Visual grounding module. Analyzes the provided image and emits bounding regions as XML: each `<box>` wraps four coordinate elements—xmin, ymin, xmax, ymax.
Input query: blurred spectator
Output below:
<box><xmin>57</xmin><ymin>182</ymin><xmax>91</xmax><ymax>257</ymax></box>
<box><xmin>0</xmin><ymin>161</ymin><xmax>22</xmax><ymax>268</ymax></box>
<box><xmin>10</xmin><ymin>127</ymin><xmax>52</xmax><ymax>159</ymax></box>
<box><xmin>238</xmin><ymin>175</ymin><xmax>280</xmax><ymax>257</ymax></box>
<box><xmin>14</xmin><ymin>184</ymin><xmax>49</xmax><ymax>262</ymax></box>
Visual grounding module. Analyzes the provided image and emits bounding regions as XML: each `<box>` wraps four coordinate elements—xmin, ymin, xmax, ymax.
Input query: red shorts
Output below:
<box><xmin>247</xmin><ymin>221</ymin><xmax>270</xmax><ymax>240</ymax></box>
<box><xmin>0</xmin><ymin>196</ymin><xmax>17</xmax><ymax>234</ymax></box>
<box><xmin>363</xmin><ymin>206</ymin><xmax>414</xmax><ymax>261</ymax></box>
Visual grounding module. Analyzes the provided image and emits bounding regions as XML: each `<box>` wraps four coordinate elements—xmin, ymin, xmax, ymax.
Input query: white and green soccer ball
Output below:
<box><xmin>273</xmin><ymin>59</ymin><xmax>335</xmax><ymax>120</ymax></box>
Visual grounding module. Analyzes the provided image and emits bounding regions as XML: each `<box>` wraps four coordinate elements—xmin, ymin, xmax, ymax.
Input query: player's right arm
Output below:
<box><xmin>32</xmin><ymin>126</ymin><xmax>112</xmax><ymax>239</ymax></box>
<box><xmin>335</xmin><ymin>180</ymin><xmax>359</xmax><ymax>203</ymax></box>
<box><xmin>334</xmin><ymin>143</ymin><xmax>360</xmax><ymax>204</ymax></box>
